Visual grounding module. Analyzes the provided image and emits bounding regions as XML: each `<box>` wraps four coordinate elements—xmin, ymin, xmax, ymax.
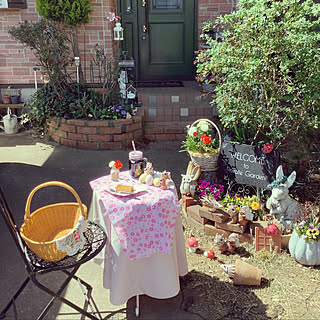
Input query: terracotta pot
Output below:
<box><xmin>2</xmin><ymin>95</ymin><xmax>11</xmax><ymax>104</ymax></box>
<box><xmin>233</xmin><ymin>259</ymin><xmax>262</xmax><ymax>286</ymax></box>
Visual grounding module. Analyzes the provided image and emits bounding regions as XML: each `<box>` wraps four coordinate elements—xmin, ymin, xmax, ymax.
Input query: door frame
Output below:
<box><xmin>117</xmin><ymin>0</ymin><xmax>198</xmax><ymax>81</ymax></box>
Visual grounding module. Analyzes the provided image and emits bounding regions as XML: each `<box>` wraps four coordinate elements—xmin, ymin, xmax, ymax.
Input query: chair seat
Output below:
<box><xmin>25</xmin><ymin>221</ymin><xmax>106</xmax><ymax>272</ymax></box>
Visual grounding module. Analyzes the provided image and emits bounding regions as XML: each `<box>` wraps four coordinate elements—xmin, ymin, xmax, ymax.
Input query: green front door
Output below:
<box><xmin>121</xmin><ymin>0</ymin><xmax>195</xmax><ymax>81</ymax></box>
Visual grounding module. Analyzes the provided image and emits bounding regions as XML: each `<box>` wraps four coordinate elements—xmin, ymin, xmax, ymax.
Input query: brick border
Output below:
<box><xmin>47</xmin><ymin>116</ymin><xmax>143</xmax><ymax>150</ymax></box>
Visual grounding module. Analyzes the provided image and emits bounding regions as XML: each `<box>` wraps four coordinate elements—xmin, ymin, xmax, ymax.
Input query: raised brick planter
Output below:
<box><xmin>48</xmin><ymin>116</ymin><xmax>143</xmax><ymax>150</ymax></box>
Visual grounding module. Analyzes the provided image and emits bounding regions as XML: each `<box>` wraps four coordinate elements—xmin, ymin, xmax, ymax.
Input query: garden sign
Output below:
<box><xmin>221</xmin><ymin>142</ymin><xmax>280</xmax><ymax>188</ymax></box>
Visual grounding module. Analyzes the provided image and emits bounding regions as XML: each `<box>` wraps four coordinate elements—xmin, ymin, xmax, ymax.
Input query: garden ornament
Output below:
<box><xmin>266</xmin><ymin>165</ymin><xmax>300</xmax><ymax>230</ymax></box>
<box><xmin>215</xmin><ymin>233</ymin><xmax>239</xmax><ymax>255</ymax></box>
<box><xmin>144</xmin><ymin>162</ymin><xmax>154</xmax><ymax>186</ymax></box>
<box><xmin>238</xmin><ymin>205</ymin><xmax>254</xmax><ymax>226</ymax></box>
<box><xmin>227</xmin><ymin>204</ymin><xmax>239</xmax><ymax>224</ymax></box>
<box><xmin>204</xmin><ymin>249</ymin><xmax>215</xmax><ymax>259</ymax></box>
<box><xmin>187</xmin><ymin>237</ymin><xmax>198</xmax><ymax>253</ymax></box>
<box><xmin>180</xmin><ymin>161</ymin><xmax>201</xmax><ymax>196</ymax></box>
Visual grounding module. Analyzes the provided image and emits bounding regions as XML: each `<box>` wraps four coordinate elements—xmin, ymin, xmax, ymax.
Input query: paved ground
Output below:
<box><xmin>0</xmin><ymin>130</ymin><xmax>202</xmax><ymax>320</ymax></box>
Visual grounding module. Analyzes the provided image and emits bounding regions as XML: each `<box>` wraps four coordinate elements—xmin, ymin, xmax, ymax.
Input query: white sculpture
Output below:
<box><xmin>266</xmin><ymin>165</ymin><xmax>300</xmax><ymax>230</ymax></box>
<box><xmin>180</xmin><ymin>161</ymin><xmax>201</xmax><ymax>197</ymax></box>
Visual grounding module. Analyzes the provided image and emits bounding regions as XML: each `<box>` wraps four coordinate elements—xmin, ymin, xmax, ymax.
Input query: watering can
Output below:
<box><xmin>0</xmin><ymin>107</ymin><xmax>18</xmax><ymax>134</ymax></box>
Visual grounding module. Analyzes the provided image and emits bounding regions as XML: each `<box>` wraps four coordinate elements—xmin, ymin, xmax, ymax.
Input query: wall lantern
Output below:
<box><xmin>74</xmin><ymin>57</ymin><xmax>80</xmax><ymax>83</ymax></box>
<box><xmin>114</xmin><ymin>22</ymin><xmax>124</xmax><ymax>41</ymax></box>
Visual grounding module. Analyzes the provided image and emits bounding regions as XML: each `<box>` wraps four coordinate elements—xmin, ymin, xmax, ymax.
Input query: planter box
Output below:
<box><xmin>47</xmin><ymin>116</ymin><xmax>143</xmax><ymax>150</ymax></box>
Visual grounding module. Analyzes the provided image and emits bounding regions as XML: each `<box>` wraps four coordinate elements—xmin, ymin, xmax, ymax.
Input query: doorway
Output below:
<box><xmin>120</xmin><ymin>0</ymin><xmax>196</xmax><ymax>81</ymax></box>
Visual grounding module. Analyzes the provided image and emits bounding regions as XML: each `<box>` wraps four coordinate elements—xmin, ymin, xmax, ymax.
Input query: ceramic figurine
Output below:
<box><xmin>204</xmin><ymin>249</ymin><xmax>215</xmax><ymax>259</ymax></box>
<box><xmin>144</xmin><ymin>162</ymin><xmax>154</xmax><ymax>186</ymax></box>
<box><xmin>266</xmin><ymin>165</ymin><xmax>300</xmax><ymax>230</ymax></box>
<box><xmin>238</xmin><ymin>206</ymin><xmax>254</xmax><ymax>226</ymax></box>
<box><xmin>187</xmin><ymin>237</ymin><xmax>199</xmax><ymax>253</ymax></box>
<box><xmin>180</xmin><ymin>161</ymin><xmax>201</xmax><ymax>196</ymax></box>
<box><xmin>109</xmin><ymin>160</ymin><xmax>123</xmax><ymax>181</ymax></box>
<box><xmin>215</xmin><ymin>233</ymin><xmax>239</xmax><ymax>255</ymax></box>
<box><xmin>227</xmin><ymin>204</ymin><xmax>239</xmax><ymax>224</ymax></box>
<box><xmin>159</xmin><ymin>170</ymin><xmax>171</xmax><ymax>190</ymax></box>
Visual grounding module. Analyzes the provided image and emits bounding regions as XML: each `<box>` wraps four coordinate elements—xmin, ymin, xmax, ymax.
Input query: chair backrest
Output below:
<box><xmin>0</xmin><ymin>187</ymin><xmax>32</xmax><ymax>268</ymax></box>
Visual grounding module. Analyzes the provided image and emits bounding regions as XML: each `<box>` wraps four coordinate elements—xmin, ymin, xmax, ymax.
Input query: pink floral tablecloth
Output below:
<box><xmin>89</xmin><ymin>171</ymin><xmax>179</xmax><ymax>260</ymax></box>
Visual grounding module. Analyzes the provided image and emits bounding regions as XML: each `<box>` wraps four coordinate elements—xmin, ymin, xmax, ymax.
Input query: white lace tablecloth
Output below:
<box><xmin>89</xmin><ymin>172</ymin><xmax>188</xmax><ymax>305</ymax></box>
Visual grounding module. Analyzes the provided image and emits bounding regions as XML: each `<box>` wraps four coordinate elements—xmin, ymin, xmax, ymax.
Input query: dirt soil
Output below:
<box><xmin>179</xmin><ymin>215</ymin><xmax>320</xmax><ymax>320</ymax></box>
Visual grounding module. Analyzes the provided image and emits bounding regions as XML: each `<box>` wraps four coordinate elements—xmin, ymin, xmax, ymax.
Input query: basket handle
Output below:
<box><xmin>190</xmin><ymin>118</ymin><xmax>222</xmax><ymax>151</ymax></box>
<box><xmin>24</xmin><ymin>181</ymin><xmax>86</xmax><ymax>221</ymax></box>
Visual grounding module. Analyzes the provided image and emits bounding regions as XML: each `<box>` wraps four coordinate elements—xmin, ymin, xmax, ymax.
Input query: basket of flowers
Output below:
<box><xmin>181</xmin><ymin>119</ymin><xmax>222</xmax><ymax>171</ymax></box>
<box><xmin>20</xmin><ymin>181</ymin><xmax>87</xmax><ymax>261</ymax></box>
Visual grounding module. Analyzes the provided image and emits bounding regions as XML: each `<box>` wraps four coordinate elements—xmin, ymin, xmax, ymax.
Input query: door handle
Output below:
<box><xmin>142</xmin><ymin>25</ymin><xmax>147</xmax><ymax>33</ymax></box>
<box><xmin>141</xmin><ymin>0</ymin><xmax>146</xmax><ymax>7</ymax></box>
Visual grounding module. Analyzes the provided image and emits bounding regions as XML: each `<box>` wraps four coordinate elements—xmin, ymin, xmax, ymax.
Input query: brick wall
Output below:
<box><xmin>0</xmin><ymin>0</ymin><xmax>235</xmax><ymax>86</ymax></box>
<box><xmin>0</xmin><ymin>0</ymin><xmax>117</xmax><ymax>85</ymax></box>
<box><xmin>198</xmin><ymin>0</ymin><xmax>237</xmax><ymax>47</ymax></box>
<box><xmin>48</xmin><ymin>116</ymin><xmax>143</xmax><ymax>150</ymax></box>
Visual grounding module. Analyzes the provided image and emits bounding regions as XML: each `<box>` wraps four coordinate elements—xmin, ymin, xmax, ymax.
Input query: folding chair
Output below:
<box><xmin>0</xmin><ymin>186</ymin><xmax>107</xmax><ymax>320</ymax></box>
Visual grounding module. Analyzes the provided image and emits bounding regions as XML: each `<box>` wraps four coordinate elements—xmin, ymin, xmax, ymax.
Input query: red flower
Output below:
<box><xmin>114</xmin><ymin>160</ymin><xmax>123</xmax><ymax>170</ymax></box>
<box><xmin>193</xmin><ymin>131</ymin><xmax>197</xmax><ymax>137</ymax></box>
<box><xmin>263</xmin><ymin>144</ymin><xmax>274</xmax><ymax>154</ymax></box>
<box><xmin>203</xmin><ymin>136</ymin><xmax>211</xmax><ymax>145</ymax></box>
<box><xmin>200</xmin><ymin>134</ymin><xmax>207</xmax><ymax>140</ymax></box>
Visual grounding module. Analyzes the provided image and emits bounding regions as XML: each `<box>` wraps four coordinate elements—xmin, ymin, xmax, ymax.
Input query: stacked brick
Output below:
<box><xmin>48</xmin><ymin>116</ymin><xmax>143</xmax><ymax>150</ymax></box>
<box><xmin>183</xmin><ymin>199</ymin><xmax>254</xmax><ymax>244</ymax></box>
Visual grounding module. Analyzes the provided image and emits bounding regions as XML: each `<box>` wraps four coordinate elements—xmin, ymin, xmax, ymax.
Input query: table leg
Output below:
<box><xmin>135</xmin><ymin>295</ymin><xmax>139</xmax><ymax>317</ymax></box>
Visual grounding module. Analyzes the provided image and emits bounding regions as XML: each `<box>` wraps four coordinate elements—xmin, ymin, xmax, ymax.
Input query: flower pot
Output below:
<box><xmin>288</xmin><ymin>231</ymin><xmax>320</xmax><ymax>266</ymax></box>
<box><xmin>233</xmin><ymin>259</ymin><xmax>262</xmax><ymax>286</ymax></box>
<box><xmin>2</xmin><ymin>95</ymin><xmax>11</xmax><ymax>104</ymax></box>
<box><xmin>11</xmin><ymin>95</ymin><xmax>20</xmax><ymax>104</ymax></box>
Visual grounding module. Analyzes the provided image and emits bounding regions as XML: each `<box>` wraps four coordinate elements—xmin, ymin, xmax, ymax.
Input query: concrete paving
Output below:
<box><xmin>0</xmin><ymin>130</ymin><xmax>202</xmax><ymax>320</ymax></box>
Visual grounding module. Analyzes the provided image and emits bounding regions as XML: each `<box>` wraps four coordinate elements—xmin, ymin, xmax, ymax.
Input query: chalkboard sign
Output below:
<box><xmin>221</xmin><ymin>142</ymin><xmax>280</xmax><ymax>188</ymax></box>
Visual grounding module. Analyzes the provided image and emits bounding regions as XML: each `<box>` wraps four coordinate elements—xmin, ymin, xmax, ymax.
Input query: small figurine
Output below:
<box><xmin>187</xmin><ymin>237</ymin><xmax>199</xmax><ymax>253</ymax></box>
<box><xmin>238</xmin><ymin>205</ymin><xmax>254</xmax><ymax>226</ymax></box>
<box><xmin>144</xmin><ymin>162</ymin><xmax>154</xmax><ymax>186</ymax></box>
<box><xmin>159</xmin><ymin>170</ymin><xmax>172</xmax><ymax>190</ymax></box>
<box><xmin>204</xmin><ymin>249</ymin><xmax>215</xmax><ymax>259</ymax></box>
<box><xmin>227</xmin><ymin>204</ymin><xmax>239</xmax><ymax>224</ymax></box>
<box><xmin>266</xmin><ymin>165</ymin><xmax>300</xmax><ymax>230</ymax></box>
<box><xmin>109</xmin><ymin>160</ymin><xmax>123</xmax><ymax>181</ymax></box>
<box><xmin>180</xmin><ymin>161</ymin><xmax>201</xmax><ymax>197</ymax></box>
<box><xmin>215</xmin><ymin>233</ymin><xmax>240</xmax><ymax>255</ymax></box>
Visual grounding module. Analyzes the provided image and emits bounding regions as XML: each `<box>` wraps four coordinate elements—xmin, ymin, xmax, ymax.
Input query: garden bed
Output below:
<box><xmin>47</xmin><ymin>116</ymin><xmax>143</xmax><ymax>150</ymax></box>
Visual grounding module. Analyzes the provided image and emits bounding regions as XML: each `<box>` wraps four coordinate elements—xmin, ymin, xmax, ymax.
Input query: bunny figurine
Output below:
<box><xmin>180</xmin><ymin>161</ymin><xmax>201</xmax><ymax>197</ymax></box>
<box><xmin>266</xmin><ymin>165</ymin><xmax>301</xmax><ymax>230</ymax></box>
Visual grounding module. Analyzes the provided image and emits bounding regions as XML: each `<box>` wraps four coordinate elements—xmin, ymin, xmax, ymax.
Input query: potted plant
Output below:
<box><xmin>289</xmin><ymin>206</ymin><xmax>320</xmax><ymax>266</ymax></box>
<box><xmin>2</xmin><ymin>86</ymin><xmax>12</xmax><ymax>104</ymax></box>
<box><xmin>11</xmin><ymin>89</ymin><xmax>21</xmax><ymax>104</ymax></box>
<box><xmin>181</xmin><ymin>119</ymin><xmax>222</xmax><ymax>172</ymax></box>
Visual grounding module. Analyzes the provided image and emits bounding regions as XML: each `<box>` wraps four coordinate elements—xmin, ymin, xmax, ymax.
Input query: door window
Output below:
<box><xmin>152</xmin><ymin>0</ymin><xmax>182</xmax><ymax>9</ymax></box>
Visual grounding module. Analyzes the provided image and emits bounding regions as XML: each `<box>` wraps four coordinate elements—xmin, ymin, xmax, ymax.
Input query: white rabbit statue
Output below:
<box><xmin>266</xmin><ymin>165</ymin><xmax>300</xmax><ymax>230</ymax></box>
<box><xmin>180</xmin><ymin>161</ymin><xmax>201</xmax><ymax>197</ymax></box>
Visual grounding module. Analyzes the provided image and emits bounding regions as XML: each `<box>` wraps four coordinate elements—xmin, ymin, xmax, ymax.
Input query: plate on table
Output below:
<box><xmin>105</xmin><ymin>185</ymin><xmax>147</xmax><ymax>197</ymax></box>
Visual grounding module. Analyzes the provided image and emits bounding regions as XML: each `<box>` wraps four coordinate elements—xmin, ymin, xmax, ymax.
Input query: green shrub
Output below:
<box><xmin>196</xmin><ymin>0</ymin><xmax>320</xmax><ymax>148</ymax></box>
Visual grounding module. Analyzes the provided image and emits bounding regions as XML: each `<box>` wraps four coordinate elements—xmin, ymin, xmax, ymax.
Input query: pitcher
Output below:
<box><xmin>128</xmin><ymin>151</ymin><xmax>147</xmax><ymax>178</ymax></box>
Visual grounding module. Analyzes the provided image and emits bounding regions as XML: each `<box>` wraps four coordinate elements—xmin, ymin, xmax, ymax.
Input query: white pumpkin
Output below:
<box><xmin>288</xmin><ymin>231</ymin><xmax>320</xmax><ymax>266</ymax></box>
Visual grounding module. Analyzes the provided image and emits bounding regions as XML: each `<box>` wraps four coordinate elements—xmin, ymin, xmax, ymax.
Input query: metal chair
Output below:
<box><xmin>0</xmin><ymin>186</ymin><xmax>107</xmax><ymax>320</ymax></box>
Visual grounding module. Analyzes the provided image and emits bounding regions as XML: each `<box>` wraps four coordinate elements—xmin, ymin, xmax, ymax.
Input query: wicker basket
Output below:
<box><xmin>187</xmin><ymin>118</ymin><xmax>222</xmax><ymax>172</ymax></box>
<box><xmin>20</xmin><ymin>181</ymin><xmax>87</xmax><ymax>261</ymax></box>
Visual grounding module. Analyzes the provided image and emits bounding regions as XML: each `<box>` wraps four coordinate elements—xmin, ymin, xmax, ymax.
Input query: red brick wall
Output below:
<box><xmin>0</xmin><ymin>0</ymin><xmax>117</xmax><ymax>85</ymax></box>
<box><xmin>198</xmin><ymin>0</ymin><xmax>237</xmax><ymax>47</ymax></box>
<box><xmin>0</xmin><ymin>0</ymin><xmax>236</xmax><ymax>86</ymax></box>
<box><xmin>48</xmin><ymin>116</ymin><xmax>143</xmax><ymax>150</ymax></box>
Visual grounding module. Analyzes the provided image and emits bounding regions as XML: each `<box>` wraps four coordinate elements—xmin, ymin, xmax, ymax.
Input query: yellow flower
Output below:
<box><xmin>306</xmin><ymin>228</ymin><xmax>319</xmax><ymax>240</ymax></box>
<box><xmin>236</xmin><ymin>197</ymin><xmax>241</xmax><ymax>201</ymax></box>
<box><xmin>251</xmin><ymin>202</ymin><xmax>260</xmax><ymax>210</ymax></box>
